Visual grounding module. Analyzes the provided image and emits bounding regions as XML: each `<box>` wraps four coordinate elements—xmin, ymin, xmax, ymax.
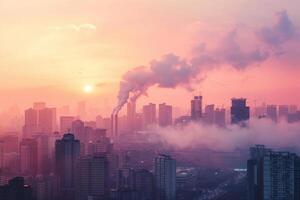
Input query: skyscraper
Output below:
<box><xmin>191</xmin><ymin>96</ymin><xmax>202</xmax><ymax>121</ymax></box>
<box><xmin>23</xmin><ymin>108</ymin><xmax>39</xmax><ymax>138</ymax></box>
<box><xmin>266</xmin><ymin>105</ymin><xmax>278</xmax><ymax>122</ymax></box>
<box><xmin>154</xmin><ymin>154</ymin><xmax>176</xmax><ymax>200</ymax></box>
<box><xmin>247</xmin><ymin>145</ymin><xmax>300</xmax><ymax>200</ymax></box>
<box><xmin>19</xmin><ymin>138</ymin><xmax>38</xmax><ymax>176</ymax></box>
<box><xmin>33</xmin><ymin>134</ymin><xmax>49</xmax><ymax>175</ymax></box>
<box><xmin>158</xmin><ymin>103</ymin><xmax>173</xmax><ymax>127</ymax></box>
<box><xmin>23</xmin><ymin>104</ymin><xmax>57</xmax><ymax>137</ymax></box>
<box><xmin>278</xmin><ymin>105</ymin><xmax>289</xmax><ymax>120</ymax></box>
<box><xmin>230</xmin><ymin>98</ymin><xmax>250</xmax><ymax>124</ymax></box>
<box><xmin>214</xmin><ymin>108</ymin><xmax>226</xmax><ymax>127</ymax></box>
<box><xmin>55</xmin><ymin>133</ymin><xmax>80</xmax><ymax>199</ymax></box>
<box><xmin>75</xmin><ymin>155</ymin><xmax>109</xmax><ymax>200</ymax></box>
<box><xmin>38</xmin><ymin>107</ymin><xmax>56</xmax><ymax>134</ymax></box>
<box><xmin>204</xmin><ymin>104</ymin><xmax>214</xmax><ymax>125</ymax></box>
<box><xmin>142</xmin><ymin>103</ymin><xmax>156</xmax><ymax>128</ymax></box>
<box><xmin>127</xmin><ymin>101</ymin><xmax>137</xmax><ymax>132</ymax></box>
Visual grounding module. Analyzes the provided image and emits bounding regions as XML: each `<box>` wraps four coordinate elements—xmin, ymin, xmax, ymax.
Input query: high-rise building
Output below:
<box><xmin>38</xmin><ymin>108</ymin><xmax>56</xmax><ymax>134</ymax></box>
<box><xmin>247</xmin><ymin>145</ymin><xmax>300</xmax><ymax>200</ymax></box>
<box><xmin>75</xmin><ymin>155</ymin><xmax>109</xmax><ymax>200</ymax></box>
<box><xmin>289</xmin><ymin>105</ymin><xmax>298</xmax><ymax>114</ymax></box>
<box><xmin>154</xmin><ymin>154</ymin><xmax>176</xmax><ymax>200</ymax></box>
<box><xmin>71</xmin><ymin>120</ymin><xmax>86</xmax><ymax>148</ymax></box>
<box><xmin>204</xmin><ymin>104</ymin><xmax>214</xmax><ymax>125</ymax></box>
<box><xmin>135</xmin><ymin>169</ymin><xmax>154</xmax><ymax>200</ymax></box>
<box><xmin>23</xmin><ymin>104</ymin><xmax>57</xmax><ymax>137</ymax></box>
<box><xmin>214</xmin><ymin>108</ymin><xmax>226</xmax><ymax>127</ymax></box>
<box><xmin>0</xmin><ymin>177</ymin><xmax>34</xmax><ymax>200</ymax></box>
<box><xmin>23</xmin><ymin>108</ymin><xmax>39</xmax><ymax>138</ymax></box>
<box><xmin>266</xmin><ymin>105</ymin><xmax>277</xmax><ymax>122</ymax></box>
<box><xmin>33</xmin><ymin>134</ymin><xmax>49</xmax><ymax>175</ymax></box>
<box><xmin>142</xmin><ymin>103</ymin><xmax>156</xmax><ymax>128</ymax></box>
<box><xmin>60</xmin><ymin>116</ymin><xmax>75</xmax><ymax>134</ymax></box>
<box><xmin>19</xmin><ymin>139</ymin><xmax>38</xmax><ymax>176</ymax></box>
<box><xmin>278</xmin><ymin>105</ymin><xmax>289</xmax><ymax>120</ymax></box>
<box><xmin>55</xmin><ymin>133</ymin><xmax>80</xmax><ymax>199</ymax></box>
<box><xmin>127</xmin><ymin>101</ymin><xmax>137</xmax><ymax>132</ymax></box>
<box><xmin>191</xmin><ymin>96</ymin><xmax>202</xmax><ymax>121</ymax></box>
<box><xmin>158</xmin><ymin>103</ymin><xmax>172</xmax><ymax>127</ymax></box>
<box><xmin>230</xmin><ymin>98</ymin><xmax>250</xmax><ymax>124</ymax></box>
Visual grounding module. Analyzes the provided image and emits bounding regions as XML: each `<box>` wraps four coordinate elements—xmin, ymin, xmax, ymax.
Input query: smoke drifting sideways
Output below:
<box><xmin>112</xmin><ymin>31</ymin><xmax>268</xmax><ymax>114</ymax></box>
<box><xmin>149</xmin><ymin>119</ymin><xmax>300</xmax><ymax>152</ymax></box>
<box><xmin>112</xmin><ymin>11</ymin><xmax>297</xmax><ymax>114</ymax></box>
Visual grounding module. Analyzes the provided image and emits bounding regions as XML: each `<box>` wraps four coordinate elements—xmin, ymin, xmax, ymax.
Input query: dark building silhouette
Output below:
<box><xmin>55</xmin><ymin>133</ymin><xmax>80</xmax><ymax>200</ymax></box>
<box><xmin>0</xmin><ymin>177</ymin><xmax>33</xmax><ymax>200</ymax></box>
<box><xmin>75</xmin><ymin>155</ymin><xmax>109</xmax><ymax>200</ymax></box>
<box><xmin>158</xmin><ymin>103</ymin><xmax>173</xmax><ymax>127</ymax></box>
<box><xmin>191</xmin><ymin>96</ymin><xmax>202</xmax><ymax>121</ymax></box>
<box><xmin>266</xmin><ymin>105</ymin><xmax>277</xmax><ymax>122</ymax></box>
<box><xmin>247</xmin><ymin>145</ymin><xmax>300</xmax><ymax>200</ymax></box>
<box><xmin>214</xmin><ymin>108</ymin><xmax>226</xmax><ymax>127</ymax></box>
<box><xmin>231</xmin><ymin>98</ymin><xmax>250</xmax><ymax>124</ymax></box>
<box><xmin>204</xmin><ymin>104</ymin><xmax>214</xmax><ymax>125</ymax></box>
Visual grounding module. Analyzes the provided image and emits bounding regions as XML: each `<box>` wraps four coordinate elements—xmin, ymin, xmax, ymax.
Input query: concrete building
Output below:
<box><xmin>158</xmin><ymin>103</ymin><xmax>172</xmax><ymax>127</ymax></box>
<box><xmin>230</xmin><ymin>98</ymin><xmax>250</xmax><ymax>124</ymax></box>
<box><xmin>155</xmin><ymin>154</ymin><xmax>176</xmax><ymax>200</ymax></box>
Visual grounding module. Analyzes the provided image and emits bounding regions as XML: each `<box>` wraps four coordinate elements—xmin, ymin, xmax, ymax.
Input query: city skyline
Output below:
<box><xmin>1</xmin><ymin>1</ymin><xmax>300</xmax><ymax>199</ymax></box>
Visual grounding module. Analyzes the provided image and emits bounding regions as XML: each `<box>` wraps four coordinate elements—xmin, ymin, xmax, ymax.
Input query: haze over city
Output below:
<box><xmin>1</xmin><ymin>1</ymin><xmax>300</xmax><ymax>200</ymax></box>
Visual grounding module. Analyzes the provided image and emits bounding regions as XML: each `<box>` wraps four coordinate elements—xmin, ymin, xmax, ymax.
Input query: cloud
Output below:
<box><xmin>257</xmin><ymin>10</ymin><xmax>295</xmax><ymax>47</ymax></box>
<box><xmin>48</xmin><ymin>23</ymin><xmax>97</xmax><ymax>31</ymax></box>
<box><xmin>149</xmin><ymin>119</ymin><xmax>300</xmax><ymax>152</ymax></box>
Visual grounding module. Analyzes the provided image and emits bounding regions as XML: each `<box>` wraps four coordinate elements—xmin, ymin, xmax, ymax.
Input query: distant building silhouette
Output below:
<box><xmin>19</xmin><ymin>138</ymin><xmax>38</xmax><ymax>176</ymax></box>
<box><xmin>278</xmin><ymin>105</ymin><xmax>289</xmax><ymax>120</ymax></box>
<box><xmin>127</xmin><ymin>101</ymin><xmax>137</xmax><ymax>133</ymax></box>
<box><xmin>230</xmin><ymin>98</ymin><xmax>250</xmax><ymax>124</ymax></box>
<box><xmin>158</xmin><ymin>103</ymin><xmax>173</xmax><ymax>127</ymax></box>
<box><xmin>204</xmin><ymin>104</ymin><xmax>214</xmax><ymax>125</ymax></box>
<box><xmin>142</xmin><ymin>103</ymin><xmax>156</xmax><ymax>129</ymax></box>
<box><xmin>266</xmin><ymin>105</ymin><xmax>277</xmax><ymax>122</ymax></box>
<box><xmin>191</xmin><ymin>96</ymin><xmax>202</xmax><ymax>121</ymax></box>
<box><xmin>214</xmin><ymin>108</ymin><xmax>226</xmax><ymax>127</ymax></box>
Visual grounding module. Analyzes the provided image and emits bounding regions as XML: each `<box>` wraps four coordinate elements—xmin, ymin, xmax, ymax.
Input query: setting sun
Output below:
<box><xmin>83</xmin><ymin>84</ymin><xmax>93</xmax><ymax>93</ymax></box>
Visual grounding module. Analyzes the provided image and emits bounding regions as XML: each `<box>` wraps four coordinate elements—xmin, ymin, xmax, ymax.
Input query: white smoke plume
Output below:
<box><xmin>113</xmin><ymin>11</ymin><xmax>297</xmax><ymax>114</ymax></box>
<box><xmin>149</xmin><ymin>119</ymin><xmax>300</xmax><ymax>152</ymax></box>
<box><xmin>113</xmin><ymin>30</ymin><xmax>268</xmax><ymax>114</ymax></box>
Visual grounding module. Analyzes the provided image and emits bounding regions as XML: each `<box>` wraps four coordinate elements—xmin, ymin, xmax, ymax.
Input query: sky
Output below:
<box><xmin>0</xmin><ymin>0</ymin><xmax>300</xmax><ymax>116</ymax></box>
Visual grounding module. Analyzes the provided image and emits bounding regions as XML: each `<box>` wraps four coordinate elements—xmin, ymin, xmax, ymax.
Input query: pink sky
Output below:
<box><xmin>0</xmin><ymin>0</ymin><xmax>300</xmax><ymax>116</ymax></box>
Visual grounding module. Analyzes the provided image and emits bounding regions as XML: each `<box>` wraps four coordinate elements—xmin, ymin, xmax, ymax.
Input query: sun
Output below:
<box><xmin>83</xmin><ymin>84</ymin><xmax>93</xmax><ymax>93</ymax></box>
